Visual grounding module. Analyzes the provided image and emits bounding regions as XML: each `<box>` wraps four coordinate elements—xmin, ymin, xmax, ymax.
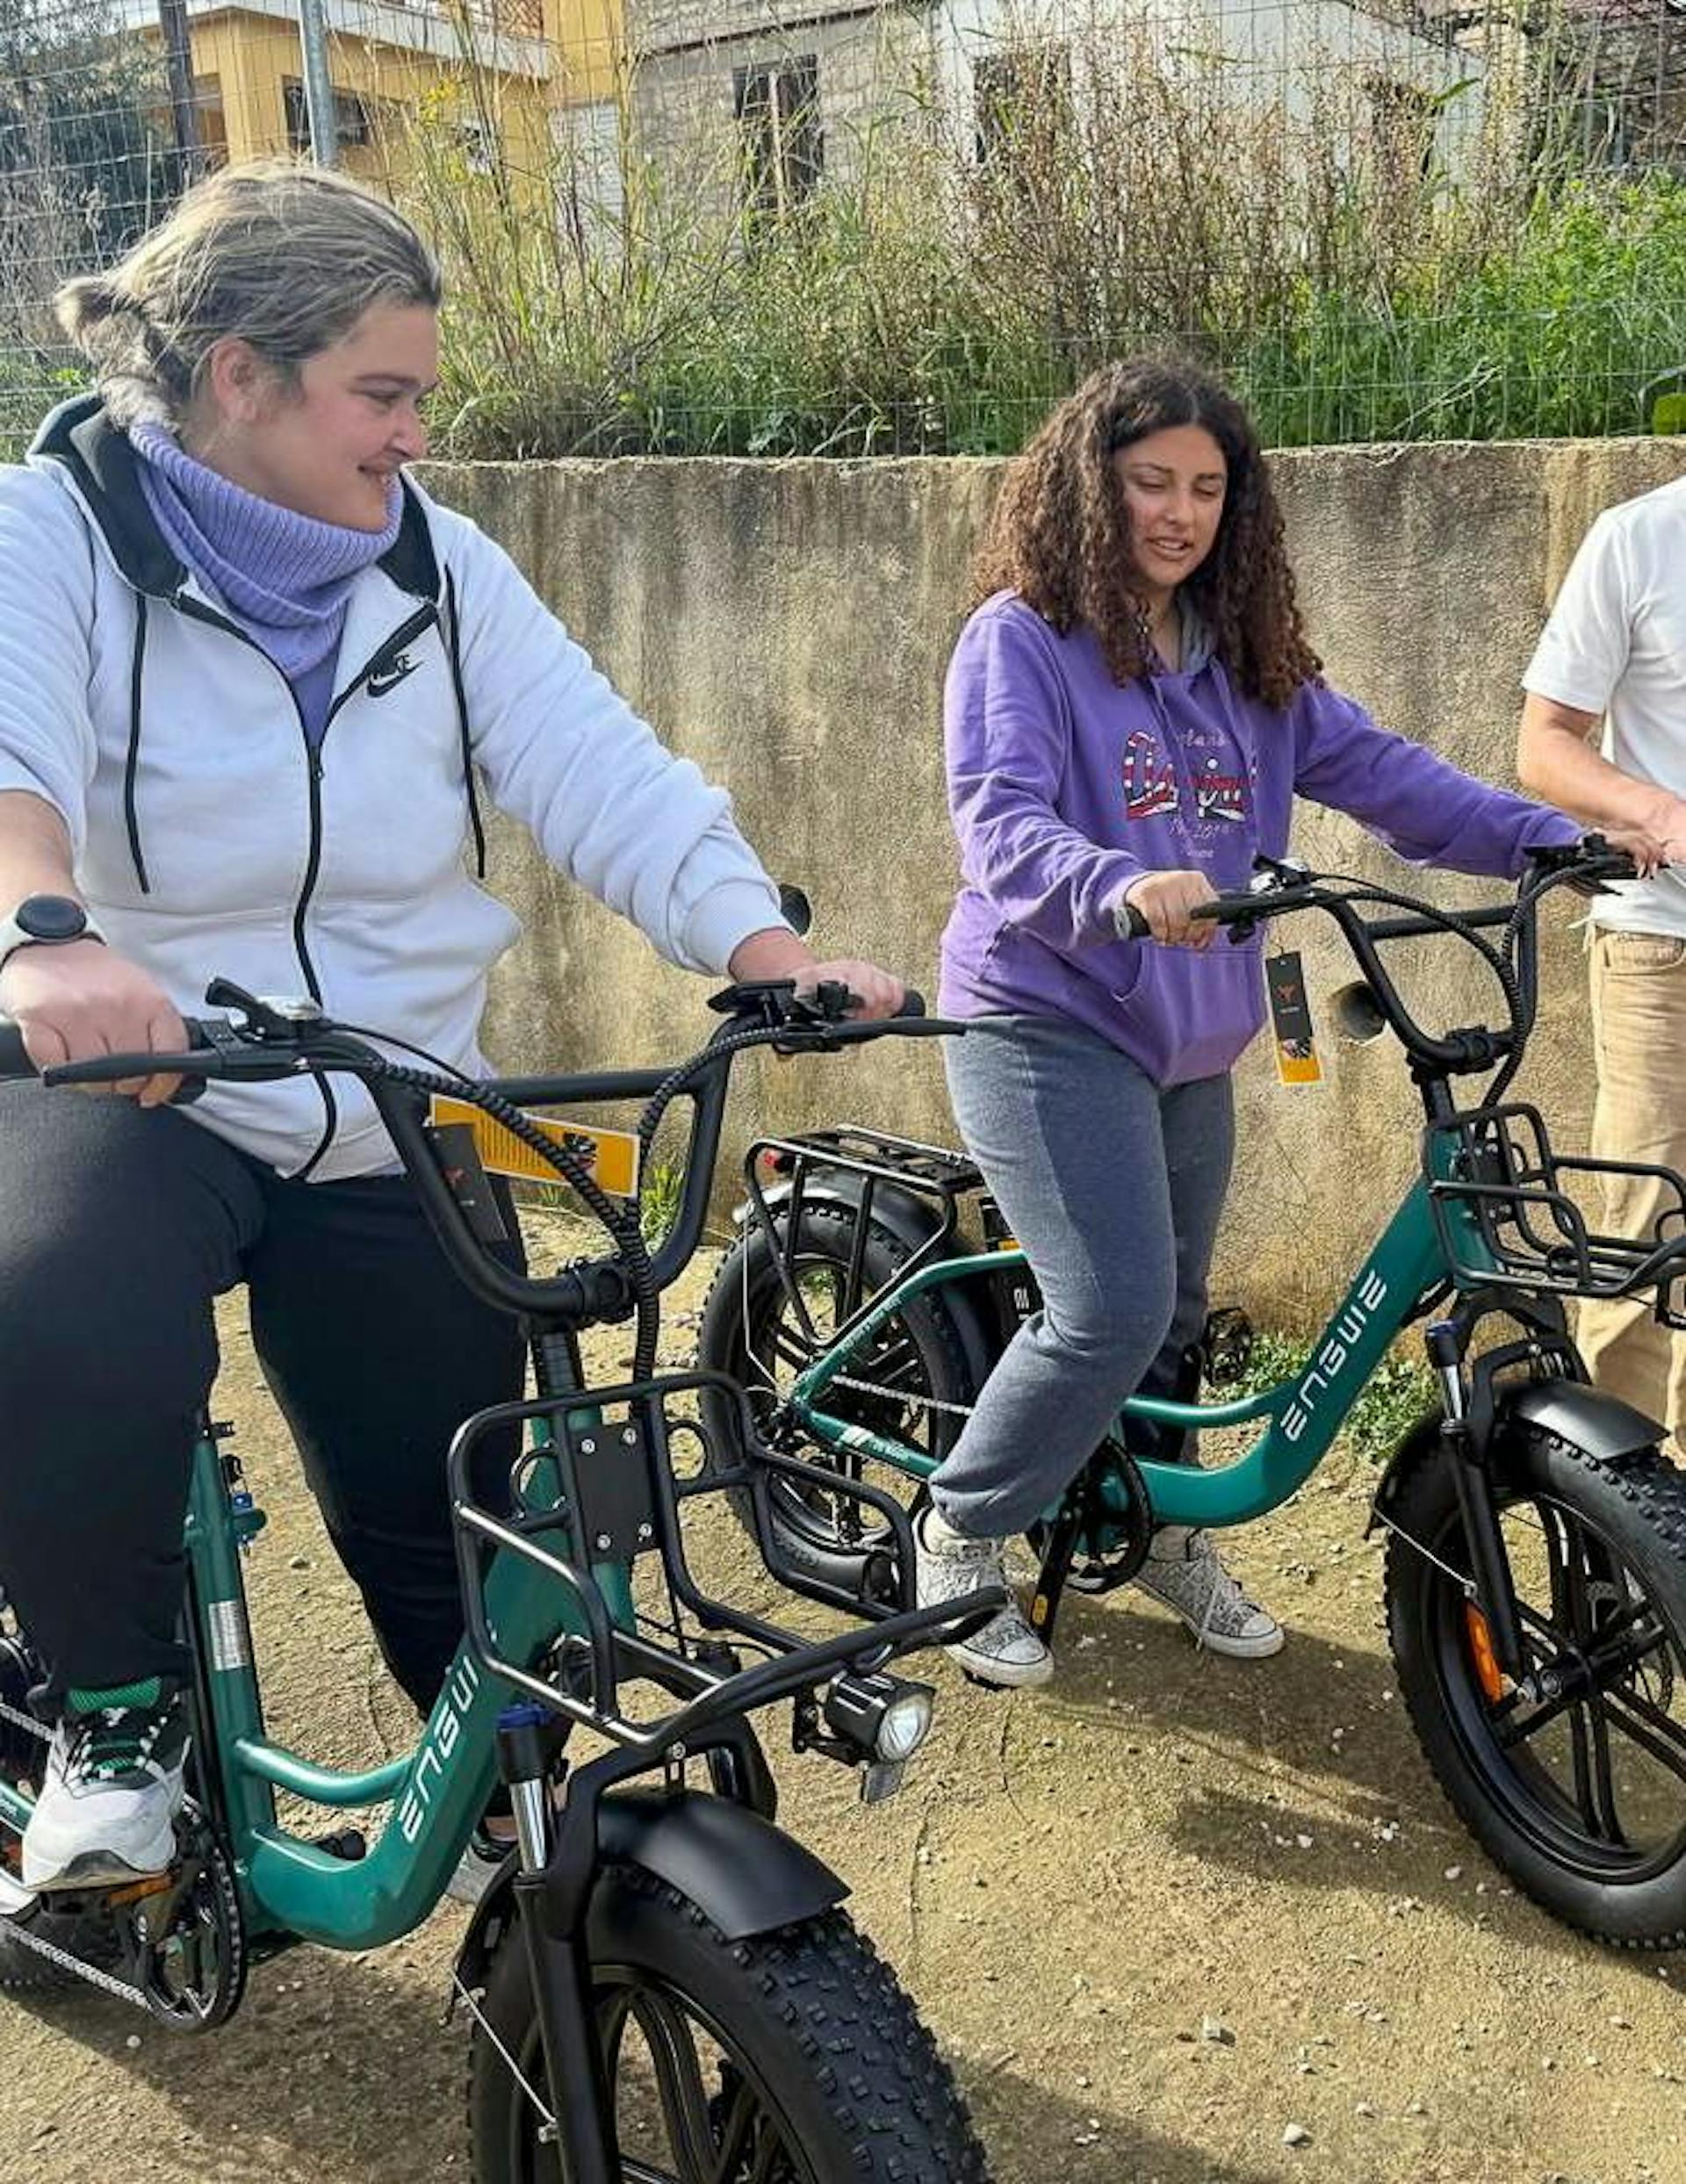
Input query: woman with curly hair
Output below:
<box><xmin>917</xmin><ymin>357</ymin><xmax>1579</xmax><ymax>1687</ymax></box>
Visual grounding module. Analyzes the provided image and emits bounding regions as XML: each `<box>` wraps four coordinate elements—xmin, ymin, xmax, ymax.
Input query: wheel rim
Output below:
<box><xmin>497</xmin><ymin>1962</ymin><xmax>820</xmax><ymax>2184</ymax></box>
<box><xmin>1424</xmin><ymin>1488</ymin><xmax>1686</xmax><ymax>1884</ymax></box>
<box><xmin>738</xmin><ymin>1253</ymin><xmax>943</xmax><ymax>1556</ymax></box>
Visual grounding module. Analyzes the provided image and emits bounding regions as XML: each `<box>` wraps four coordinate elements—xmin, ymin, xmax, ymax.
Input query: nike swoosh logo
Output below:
<box><xmin>365</xmin><ymin>655</ymin><xmax>420</xmax><ymax>698</ymax></box>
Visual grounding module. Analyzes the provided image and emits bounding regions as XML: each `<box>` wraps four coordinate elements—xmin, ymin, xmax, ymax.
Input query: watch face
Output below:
<box><xmin>17</xmin><ymin>896</ymin><xmax>85</xmax><ymax>942</ymax></box>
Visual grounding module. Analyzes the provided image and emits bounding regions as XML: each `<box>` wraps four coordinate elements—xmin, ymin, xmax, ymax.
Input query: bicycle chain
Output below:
<box><xmin>0</xmin><ymin>1908</ymin><xmax>149</xmax><ymax>2008</ymax></box>
<box><xmin>0</xmin><ymin>1695</ymin><xmax>47</xmax><ymax>1746</ymax></box>
<box><xmin>826</xmin><ymin>1372</ymin><xmax>976</xmax><ymax>1421</ymax></box>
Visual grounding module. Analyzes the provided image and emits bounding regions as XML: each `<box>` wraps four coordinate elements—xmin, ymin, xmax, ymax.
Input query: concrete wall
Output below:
<box><xmin>423</xmin><ymin>437</ymin><xmax>1686</xmax><ymax>1326</ymax></box>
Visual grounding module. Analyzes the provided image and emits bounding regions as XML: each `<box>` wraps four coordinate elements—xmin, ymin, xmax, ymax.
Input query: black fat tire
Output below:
<box><xmin>697</xmin><ymin>1206</ymin><xmax>976</xmax><ymax>1596</ymax></box>
<box><xmin>466</xmin><ymin>1862</ymin><xmax>991</xmax><ymax>2184</ymax></box>
<box><xmin>1386</xmin><ymin>1419</ymin><xmax>1686</xmax><ymax>1946</ymax></box>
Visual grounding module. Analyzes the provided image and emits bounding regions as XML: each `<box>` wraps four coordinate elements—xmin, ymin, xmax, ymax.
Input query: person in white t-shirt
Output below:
<box><xmin>1518</xmin><ymin>475</ymin><xmax>1686</xmax><ymax>1447</ymax></box>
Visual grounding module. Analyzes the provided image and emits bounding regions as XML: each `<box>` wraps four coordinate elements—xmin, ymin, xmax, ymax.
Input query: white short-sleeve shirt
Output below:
<box><xmin>1524</xmin><ymin>473</ymin><xmax>1686</xmax><ymax>935</ymax></box>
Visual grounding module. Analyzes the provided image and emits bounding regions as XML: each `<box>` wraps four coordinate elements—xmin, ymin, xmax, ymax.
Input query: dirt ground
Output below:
<box><xmin>3</xmin><ymin>1243</ymin><xmax>1684</xmax><ymax>2184</ymax></box>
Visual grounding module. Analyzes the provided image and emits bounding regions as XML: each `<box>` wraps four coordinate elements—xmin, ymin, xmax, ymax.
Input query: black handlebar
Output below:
<box><xmin>4</xmin><ymin>979</ymin><xmax>958</xmax><ymax>1331</ymax></box>
<box><xmin>1118</xmin><ymin>840</ymin><xmax>1636</xmax><ymax>1085</ymax></box>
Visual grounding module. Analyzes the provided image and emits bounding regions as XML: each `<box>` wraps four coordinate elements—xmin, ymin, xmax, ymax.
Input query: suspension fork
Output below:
<box><xmin>1427</xmin><ymin>1319</ymin><xmax>1529</xmax><ymax>1683</ymax></box>
<box><xmin>499</xmin><ymin>1702</ymin><xmax>619</xmax><ymax>2184</ymax></box>
<box><xmin>502</xmin><ymin>1320</ymin><xmax>636</xmax><ymax>2181</ymax></box>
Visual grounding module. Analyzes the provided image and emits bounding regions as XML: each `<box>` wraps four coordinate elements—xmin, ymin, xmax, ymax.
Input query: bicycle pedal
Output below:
<box><xmin>313</xmin><ymin>1827</ymin><xmax>367</xmax><ymax>1863</ymax></box>
<box><xmin>105</xmin><ymin>1870</ymin><xmax>177</xmax><ymax>1906</ymax></box>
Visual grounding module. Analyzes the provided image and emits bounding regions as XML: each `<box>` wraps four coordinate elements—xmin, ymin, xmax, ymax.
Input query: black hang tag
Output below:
<box><xmin>428</xmin><ymin>1121</ymin><xmax>510</xmax><ymax>1243</ymax></box>
<box><xmin>1264</xmin><ymin>948</ymin><xmax>1323</xmax><ymax>1086</ymax></box>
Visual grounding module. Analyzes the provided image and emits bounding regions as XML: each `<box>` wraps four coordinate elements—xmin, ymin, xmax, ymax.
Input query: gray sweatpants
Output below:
<box><xmin>933</xmin><ymin>1013</ymin><xmax>1235</xmax><ymax>1539</ymax></box>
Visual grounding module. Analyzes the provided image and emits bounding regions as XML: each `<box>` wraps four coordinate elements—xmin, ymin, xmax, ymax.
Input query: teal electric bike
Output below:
<box><xmin>0</xmin><ymin>974</ymin><xmax>999</xmax><ymax>2183</ymax></box>
<box><xmin>700</xmin><ymin>839</ymin><xmax>1686</xmax><ymax>1949</ymax></box>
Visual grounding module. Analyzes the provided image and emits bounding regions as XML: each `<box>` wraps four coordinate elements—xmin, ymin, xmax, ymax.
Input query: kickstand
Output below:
<box><xmin>1028</xmin><ymin>1489</ymin><xmax>1085</xmax><ymax>1647</ymax></box>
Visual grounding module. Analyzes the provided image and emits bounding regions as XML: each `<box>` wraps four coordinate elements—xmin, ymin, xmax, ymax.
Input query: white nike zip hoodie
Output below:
<box><xmin>0</xmin><ymin>399</ymin><xmax>785</xmax><ymax>1178</ymax></box>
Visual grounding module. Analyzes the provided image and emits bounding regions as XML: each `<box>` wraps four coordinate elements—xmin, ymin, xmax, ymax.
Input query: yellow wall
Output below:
<box><xmin>156</xmin><ymin>10</ymin><xmax>565</xmax><ymax>210</ymax></box>
<box><xmin>542</xmin><ymin>0</ymin><xmax>624</xmax><ymax>105</ymax></box>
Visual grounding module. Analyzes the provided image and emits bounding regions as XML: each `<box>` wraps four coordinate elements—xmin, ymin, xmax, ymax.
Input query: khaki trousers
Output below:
<box><xmin>1578</xmin><ymin>926</ymin><xmax>1686</xmax><ymax>1448</ymax></box>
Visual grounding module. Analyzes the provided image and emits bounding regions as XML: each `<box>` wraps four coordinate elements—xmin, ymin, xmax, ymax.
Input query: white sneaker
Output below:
<box><xmin>1135</xmin><ymin>1528</ymin><xmax>1284</xmax><ymax>1660</ymax></box>
<box><xmin>915</xmin><ymin>1506</ymin><xmax>1053</xmax><ymax>1689</ymax></box>
<box><xmin>23</xmin><ymin>1687</ymin><xmax>188</xmax><ymax>1892</ymax></box>
<box><xmin>445</xmin><ymin>1827</ymin><xmax>509</xmax><ymax>1906</ymax></box>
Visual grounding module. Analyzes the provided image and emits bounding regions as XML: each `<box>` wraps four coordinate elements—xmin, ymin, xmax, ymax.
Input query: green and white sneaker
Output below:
<box><xmin>1135</xmin><ymin>1528</ymin><xmax>1284</xmax><ymax>1660</ymax></box>
<box><xmin>23</xmin><ymin>1682</ymin><xmax>189</xmax><ymax>1892</ymax></box>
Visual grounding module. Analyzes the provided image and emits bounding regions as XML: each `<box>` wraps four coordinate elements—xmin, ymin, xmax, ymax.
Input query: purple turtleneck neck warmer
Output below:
<box><xmin>130</xmin><ymin>422</ymin><xmax>402</xmax><ymax>746</ymax></box>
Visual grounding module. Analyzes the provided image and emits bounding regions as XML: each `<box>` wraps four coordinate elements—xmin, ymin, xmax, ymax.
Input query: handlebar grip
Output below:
<box><xmin>0</xmin><ymin>1020</ymin><xmax>29</xmax><ymax>1080</ymax></box>
<box><xmin>37</xmin><ymin>1018</ymin><xmax>213</xmax><ymax>1104</ymax></box>
<box><xmin>1118</xmin><ymin>897</ymin><xmax>1250</xmax><ymax>941</ymax></box>
<box><xmin>896</xmin><ymin>990</ymin><xmax>926</xmax><ymax>1019</ymax></box>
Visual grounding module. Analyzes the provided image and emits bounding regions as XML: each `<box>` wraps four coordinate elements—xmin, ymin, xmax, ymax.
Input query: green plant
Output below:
<box><xmin>367</xmin><ymin>4</ymin><xmax>1686</xmax><ymax>462</ymax></box>
<box><xmin>1218</xmin><ymin>1327</ymin><xmax>1436</xmax><ymax>1463</ymax></box>
<box><xmin>638</xmin><ymin>1158</ymin><xmax>684</xmax><ymax>1249</ymax></box>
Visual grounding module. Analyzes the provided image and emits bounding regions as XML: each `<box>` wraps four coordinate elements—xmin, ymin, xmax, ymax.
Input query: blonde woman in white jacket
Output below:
<box><xmin>0</xmin><ymin>160</ymin><xmax>901</xmax><ymax>1893</ymax></box>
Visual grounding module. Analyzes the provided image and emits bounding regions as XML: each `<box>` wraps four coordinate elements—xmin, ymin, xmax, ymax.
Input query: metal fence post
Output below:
<box><xmin>297</xmin><ymin>0</ymin><xmax>336</xmax><ymax>166</ymax></box>
<box><xmin>155</xmin><ymin>0</ymin><xmax>205</xmax><ymax>178</ymax></box>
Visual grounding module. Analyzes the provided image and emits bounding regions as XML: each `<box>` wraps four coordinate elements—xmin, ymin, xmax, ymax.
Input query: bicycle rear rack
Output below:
<box><xmin>742</xmin><ymin>1124</ymin><xmax>1004</xmax><ymax>1345</ymax></box>
<box><xmin>447</xmin><ymin>1367</ymin><xmax>993</xmax><ymax>1752</ymax></box>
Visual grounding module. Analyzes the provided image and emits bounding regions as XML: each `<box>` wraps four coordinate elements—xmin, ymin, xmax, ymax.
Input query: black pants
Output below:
<box><xmin>0</xmin><ymin>1090</ymin><xmax>525</xmax><ymax>1712</ymax></box>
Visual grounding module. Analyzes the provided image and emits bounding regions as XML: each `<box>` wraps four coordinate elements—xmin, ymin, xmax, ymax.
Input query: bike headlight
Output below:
<box><xmin>874</xmin><ymin>1684</ymin><xmax>934</xmax><ymax>1761</ymax></box>
<box><xmin>823</xmin><ymin>1671</ymin><xmax>936</xmax><ymax>1763</ymax></box>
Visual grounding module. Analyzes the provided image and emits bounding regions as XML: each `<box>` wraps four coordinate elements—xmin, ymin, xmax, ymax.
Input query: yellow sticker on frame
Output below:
<box><xmin>429</xmin><ymin>1096</ymin><xmax>641</xmax><ymax>1200</ymax></box>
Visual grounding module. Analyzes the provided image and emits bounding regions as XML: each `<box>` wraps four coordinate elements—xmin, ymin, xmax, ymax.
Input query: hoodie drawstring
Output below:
<box><xmin>443</xmin><ymin>567</ymin><xmax>486</xmax><ymax>881</ymax></box>
<box><xmin>124</xmin><ymin>595</ymin><xmax>151</xmax><ymax>894</ymax></box>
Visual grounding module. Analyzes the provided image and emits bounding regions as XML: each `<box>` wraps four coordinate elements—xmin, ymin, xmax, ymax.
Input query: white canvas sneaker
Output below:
<box><xmin>915</xmin><ymin>1506</ymin><xmax>1054</xmax><ymax>1689</ymax></box>
<box><xmin>1135</xmin><ymin>1528</ymin><xmax>1284</xmax><ymax>1659</ymax></box>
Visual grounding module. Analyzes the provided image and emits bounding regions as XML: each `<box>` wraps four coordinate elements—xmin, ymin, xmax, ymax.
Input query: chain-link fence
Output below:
<box><xmin>4</xmin><ymin>0</ymin><xmax>1686</xmax><ymax>457</ymax></box>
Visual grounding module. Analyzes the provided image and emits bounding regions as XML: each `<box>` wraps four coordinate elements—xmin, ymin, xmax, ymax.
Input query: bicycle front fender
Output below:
<box><xmin>1370</xmin><ymin>1382</ymin><xmax>1665</xmax><ymax>1536</ymax></box>
<box><xmin>456</xmin><ymin>1788</ymin><xmax>850</xmax><ymax>1992</ymax></box>
<box><xmin>1508</xmin><ymin>1379</ymin><xmax>1662</xmax><ymax>1464</ymax></box>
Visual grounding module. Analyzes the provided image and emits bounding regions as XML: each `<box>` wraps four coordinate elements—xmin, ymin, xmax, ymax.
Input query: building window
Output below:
<box><xmin>283</xmin><ymin>79</ymin><xmax>373</xmax><ymax>155</ymax></box>
<box><xmin>733</xmin><ymin>55</ymin><xmax>822</xmax><ymax>215</ymax></box>
<box><xmin>459</xmin><ymin>115</ymin><xmax>498</xmax><ymax>175</ymax></box>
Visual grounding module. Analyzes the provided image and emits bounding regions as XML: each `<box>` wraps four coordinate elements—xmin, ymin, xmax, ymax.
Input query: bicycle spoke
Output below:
<box><xmin>1546</xmin><ymin>1504</ymin><xmax>1594</xmax><ymax>1646</ymax></box>
<box><xmin>1601</xmin><ymin>1681</ymin><xmax>1686</xmax><ymax>1791</ymax></box>
<box><xmin>1582</xmin><ymin>1690</ymin><xmax>1626</xmax><ymax>1844</ymax></box>
<box><xmin>865</xmin><ymin>1333</ymin><xmax>920</xmax><ymax>1388</ymax></box>
<box><xmin>706</xmin><ymin>2070</ymin><xmax>759</xmax><ymax>2184</ymax></box>
<box><xmin>746</xmin><ymin>2115</ymin><xmax>794</xmax><ymax>2184</ymax></box>
<box><xmin>768</xmin><ymin>1324</ymin><xmax>818</xmax><ymax>1375</ymax></box>
<box><xmin>633</xmin><ymin>1991</ymin><xmax>720</xmax><ymax>2184</ymax></box>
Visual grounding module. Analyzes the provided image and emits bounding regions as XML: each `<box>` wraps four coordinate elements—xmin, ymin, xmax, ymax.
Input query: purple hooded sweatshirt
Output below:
<box><xmin>938</xmin><ymin>593</ymin><xmax>1578</xmax><ymax>1086</ymax></box>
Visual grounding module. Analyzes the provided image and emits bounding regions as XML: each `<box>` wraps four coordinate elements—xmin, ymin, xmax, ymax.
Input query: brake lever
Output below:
<box><xmin>705</xmin><ymin>978</ymin><xmax>798</xmax><ymax>1027</ymax></box>
<box><xmin>704</xmin><ymin>977</ymin><xmax>860</xmax><ymax>1050</ymax></box>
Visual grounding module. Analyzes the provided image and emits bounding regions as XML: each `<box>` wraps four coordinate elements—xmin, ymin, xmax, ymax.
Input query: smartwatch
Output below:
<box><xmin>0</xmin><ymin>895</ymin><xmax>106</xmax><ymax>970</ymax></box>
